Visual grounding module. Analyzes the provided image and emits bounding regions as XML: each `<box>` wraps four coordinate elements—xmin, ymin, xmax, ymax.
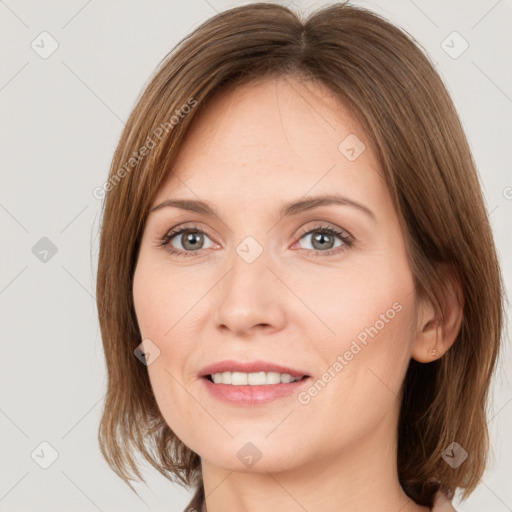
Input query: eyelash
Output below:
<box><xmin>158</xmin><ymin>223</ymin><xmax>353</xmax><ymax>258</ymax></box>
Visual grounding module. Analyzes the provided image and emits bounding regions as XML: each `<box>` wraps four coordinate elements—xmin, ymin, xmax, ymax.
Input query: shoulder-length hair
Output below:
<box><xmin>95</xmin><ymin>2</ymin><xmax>504</xmax><ymax>507</ymax></box>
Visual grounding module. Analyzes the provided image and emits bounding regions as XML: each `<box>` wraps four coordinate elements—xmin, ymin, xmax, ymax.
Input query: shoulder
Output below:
<box><xmin>431</xmin><ymin>490</ymin><xmax>457</xmax><ymax>511</ymax></box>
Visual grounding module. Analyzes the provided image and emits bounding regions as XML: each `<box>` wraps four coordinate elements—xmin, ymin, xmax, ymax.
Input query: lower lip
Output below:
<box><xmin>201</xmin><ymin>376</ymin><xmax>311</xmax><ymax>405</ymax></box>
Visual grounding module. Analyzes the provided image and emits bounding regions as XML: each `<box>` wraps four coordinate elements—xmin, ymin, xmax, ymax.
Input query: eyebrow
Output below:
<box><xmin>149</xmin><ymin>194</ymin><xmax>376</xmax><ymax>221</ymax></box>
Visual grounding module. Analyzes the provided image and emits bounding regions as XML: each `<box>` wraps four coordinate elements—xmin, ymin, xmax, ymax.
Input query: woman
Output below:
<box><xmin>95</xmin><ymin>2</ymin><xmax>504</xmax><ymax>511</ymax></box>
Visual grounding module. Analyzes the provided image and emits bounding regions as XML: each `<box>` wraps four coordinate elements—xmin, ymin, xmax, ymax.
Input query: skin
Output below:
<box><xmin>132</xmin><ymin>76</ymin><xmax>461</xmax><ymax>512</ymax></box>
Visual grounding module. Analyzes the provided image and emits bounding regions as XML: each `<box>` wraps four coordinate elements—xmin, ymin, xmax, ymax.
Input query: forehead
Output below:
<box><xmin>152</xmin><ymin>76</ymin><xmax>382</xmax><ymax>205</ymax></box>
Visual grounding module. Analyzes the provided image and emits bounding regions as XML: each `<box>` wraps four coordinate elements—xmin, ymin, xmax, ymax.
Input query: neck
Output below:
<box><xmin>200</xmin><ymin>415</ymin><xmax>430</xmax><ymax>512</ymax></box>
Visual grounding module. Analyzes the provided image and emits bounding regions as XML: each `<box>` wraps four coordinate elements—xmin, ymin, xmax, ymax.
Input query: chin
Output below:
<box><xmin>196</xmin><ymin>437</ymin><xmax>306</xmax><ymax>474</ymax></box>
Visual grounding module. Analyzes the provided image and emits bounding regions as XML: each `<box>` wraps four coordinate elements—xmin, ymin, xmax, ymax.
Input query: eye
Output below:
<box><xmin>159</xmin><ymin>224</ymin><xmax>215</xmax><ymax>257</ymax></box>
<box><xmin>158</xmin><ymin>222</ymin><xmax>353</xmax><ymax>258</ymax></box>
<box><xmin>294</xmin><ymin>224</ymin><xmax>353</xmax><ymax>257</ymax></box>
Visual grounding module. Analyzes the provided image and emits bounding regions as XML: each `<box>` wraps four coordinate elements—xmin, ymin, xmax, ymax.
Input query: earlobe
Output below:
<box><xmin>411</xmin><ymin>267</ymin><xmax>464</xmax><ymax>363</ymax></box>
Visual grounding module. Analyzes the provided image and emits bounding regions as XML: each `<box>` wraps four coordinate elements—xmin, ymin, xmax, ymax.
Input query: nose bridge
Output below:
<box><xmin>212</xmin><ymin>234</ymin><xmax>286</xmax><ymax>335</ymax></box>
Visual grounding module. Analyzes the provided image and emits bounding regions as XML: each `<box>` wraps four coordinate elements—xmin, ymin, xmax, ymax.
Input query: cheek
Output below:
<box><xmin>132</xmin><ymin>255</ymin><xmax>206</xmax><ymax>442</ymax></box>
<box><xmin>294</xmin><ymin>293</ymin><xmax>416</xmax><ymax>453</ymax></box>
<box><xmin>132</xmin><ymin>252</ymin><xmax>198</xmax><ymax>339</ymax></box>
<box><xmin>301</xmin><ymin>261</ymin><xmax>417</xmax><ymax>408</ymax></box>
<box><xmin>297</xmin><ymin>256</ymin><xmax>415</xmax><ymax>351</ymax></box>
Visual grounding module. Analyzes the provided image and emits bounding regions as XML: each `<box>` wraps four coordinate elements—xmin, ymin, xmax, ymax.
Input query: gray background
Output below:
<box><xmin>1</xmin><ymin>0</ymin><xmax>511</xmax><ymax>510</ymax></box>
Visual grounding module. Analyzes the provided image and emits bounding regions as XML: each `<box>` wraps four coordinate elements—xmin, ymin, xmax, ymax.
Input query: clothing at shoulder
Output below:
<box><xmin>183</xmin><ymin>488</ymin><xmax>456</xmax><ymax>511</ymax></box>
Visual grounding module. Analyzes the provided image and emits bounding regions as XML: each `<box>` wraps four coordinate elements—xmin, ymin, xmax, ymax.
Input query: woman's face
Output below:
<box><xmin>133</xmin><ymin>76</ymin><xmax>420</xmax><ymax>473</ymax></box>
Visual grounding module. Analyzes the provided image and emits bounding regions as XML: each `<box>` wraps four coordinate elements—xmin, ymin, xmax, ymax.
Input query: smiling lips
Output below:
<box><xmin>198</xmin><ymin>359</ymin><xmax>311</xmax><ymax>405</ymax></box>
<box><xmin>210</xmin><ymin>371</ymin><xmax>303</xmax><ymax>385</ymax></box>
<box><xmin>198</xmin><ymin>359</ymin><xmax>309</xmax><ymax>379</ymax></box>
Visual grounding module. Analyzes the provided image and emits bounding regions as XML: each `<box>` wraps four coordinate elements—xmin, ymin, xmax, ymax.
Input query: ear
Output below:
<box><xmin>411</xmin><ymin>265</ymin><xmax>464</xmax><ymax>363</ymax></box>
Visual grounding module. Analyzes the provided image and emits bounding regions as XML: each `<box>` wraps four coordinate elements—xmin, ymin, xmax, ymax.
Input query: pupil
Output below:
<box><xmin>183</xmin><ymin>231</ymin><xmax>202</xmax><ymax>250</ymax></box>
<box><xmin>313</xmin><ymin>232</ymin><xmax>334</xmax><ymax>250</ymax></box>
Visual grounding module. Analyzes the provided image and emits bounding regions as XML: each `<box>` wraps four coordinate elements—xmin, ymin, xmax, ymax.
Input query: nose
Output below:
<box><xmin>212</xmin><ymin>245</ymin><xmax>287</xmax><ymax>338</ymax></box>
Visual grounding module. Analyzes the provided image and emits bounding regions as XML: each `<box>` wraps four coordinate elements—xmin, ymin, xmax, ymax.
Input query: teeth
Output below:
<box><xmin>210</xmin><ymin>371</ymin><xmax>303</xmax><ymax>385</ymax></box>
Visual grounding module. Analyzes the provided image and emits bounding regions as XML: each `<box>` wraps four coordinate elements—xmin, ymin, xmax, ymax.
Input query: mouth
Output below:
<box><xmin>203</xmin><ymin>371</ymin><xmax>309</xmax><ymax>385</ymax></box>
<box><xmin>198</xmin><ymin>360</ymin><xmax>311</xmax><ymax>405</ymax></box>
<box><xmin>198</xmin><ymin>359</ymin><xmax>310</xmax><ymax>382</ymax></box>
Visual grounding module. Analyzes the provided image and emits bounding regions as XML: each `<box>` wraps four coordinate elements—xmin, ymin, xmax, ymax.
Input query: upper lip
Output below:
<box><xmin>198</xmin><ymin>360</ymin><xmax>310</xmax><ymax>379</ymax></box>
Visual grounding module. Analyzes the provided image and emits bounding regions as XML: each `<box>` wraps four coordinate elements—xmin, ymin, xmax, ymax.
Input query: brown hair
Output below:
<box><xmin>95</xmin><ymin>1</ymin><xmax>504</xmax><ymax>507</ymax></box>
